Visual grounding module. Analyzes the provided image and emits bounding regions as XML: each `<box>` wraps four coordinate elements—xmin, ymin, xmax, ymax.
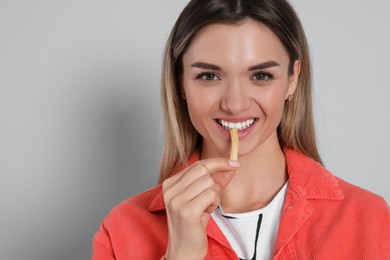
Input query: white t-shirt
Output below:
<box><xmin>211</xmin><ymin>182</ymin><xmax>288</xmax><ymax>260</ymax></box>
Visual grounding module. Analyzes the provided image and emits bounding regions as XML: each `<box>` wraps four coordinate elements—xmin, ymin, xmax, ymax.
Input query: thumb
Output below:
<box><xmin>211</xmin><ymin>169</ymin><xmax>236</xmax><ymax>192</ymax></box>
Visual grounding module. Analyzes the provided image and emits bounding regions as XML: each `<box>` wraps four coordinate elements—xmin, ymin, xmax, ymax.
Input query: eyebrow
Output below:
<box><xmin>190</xmin><ymin>61</ymin><xmax>280</xmax><ymax>71</ymax></box>
<box><xmin>248</xmin><ymin>61</ymin><xmax>280</xmax><ymax>71</ymax></box>
<box><xmin>191</xmin><ymin>62</ymin><xmax>221</xmax><ymax>70</ymax></box>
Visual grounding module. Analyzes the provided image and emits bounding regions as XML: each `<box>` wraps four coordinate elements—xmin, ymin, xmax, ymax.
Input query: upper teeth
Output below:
<box><xmin>218</xmin><ymin>119</ymin><xmax>255</xmax><ymax>130</ymax></box>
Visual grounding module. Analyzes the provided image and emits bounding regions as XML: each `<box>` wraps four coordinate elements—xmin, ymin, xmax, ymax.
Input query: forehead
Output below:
<box><xmin>183</xmin><ymin>19</ymin><xmax>289</xmax><ymax>68</ymax></box>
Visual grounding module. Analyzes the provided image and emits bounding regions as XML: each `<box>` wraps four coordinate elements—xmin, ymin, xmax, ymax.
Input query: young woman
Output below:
<box><xmin>92</xmin><ymin>0</ymin><xmax>390</xmax><ymax>259</ymax></box>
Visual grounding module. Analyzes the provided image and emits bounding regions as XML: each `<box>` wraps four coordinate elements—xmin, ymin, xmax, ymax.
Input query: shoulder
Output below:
<box><xmin>127</xmin><ymin>184</ymin><xmax>164</xmax><ymax>209</ymax></box>
<box><xmin>92</xmin><ymin>185</ymin><xmax>167</xmax><ymax>259</ymax></box>
<box><xmin>284</xmin><ymin>148</ymin><xmax>389</xmax><ymax>215</ymax></box>
<box><xmin>282</xmin><ymin>149</ymin><xmax>390</xmax><ymax>258</ymax></box>
<box><xmin>335</xmin><ymin>176</ymin><xmax>390</xmax><ymax>217</ymax></box>
<box><xmin>104</xmin><ymin>184</ymin><xmax>165</xmax><ymax>226</ymax></box>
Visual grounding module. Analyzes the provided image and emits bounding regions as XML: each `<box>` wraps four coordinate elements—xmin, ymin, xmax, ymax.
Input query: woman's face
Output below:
<box><xmin>181</xmin><ymin>19</ymin><xmax>300</xmax><ymax>159</ymax></box>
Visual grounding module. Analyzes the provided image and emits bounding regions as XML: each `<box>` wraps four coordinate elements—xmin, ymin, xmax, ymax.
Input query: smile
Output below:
<box><xmin>217</xmin><ymin>119</ymin><xmax>256</xmax><ymax>130</ymax></box>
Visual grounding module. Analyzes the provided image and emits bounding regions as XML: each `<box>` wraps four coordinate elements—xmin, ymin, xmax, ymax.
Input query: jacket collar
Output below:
<box><xmin>283</xmin><ymin>148</ymin><xmax>344</xmax><ymax>200</ymax></box>
<box><xmin>148</xmin><ymin>148</ymin><xmax>344</xmax><ymax>212</ymax></box>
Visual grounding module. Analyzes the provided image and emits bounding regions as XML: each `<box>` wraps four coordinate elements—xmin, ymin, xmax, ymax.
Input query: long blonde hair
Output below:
<box><xmin>159</xmin><ymin>0</ymin><xmax>322</xmax><ymax>183</ymax></box>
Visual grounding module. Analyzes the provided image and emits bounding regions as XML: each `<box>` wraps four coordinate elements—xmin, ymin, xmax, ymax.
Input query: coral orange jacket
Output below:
<box><xmin>92</xmin><ymin>149</ymin><xmax>390</xmax><ymax>259</ymax></box>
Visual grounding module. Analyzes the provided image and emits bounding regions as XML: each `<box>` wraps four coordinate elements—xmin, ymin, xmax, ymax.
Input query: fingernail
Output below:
<box><xmin>228</xmin><ymin>160</ymin><xmax>240</xmax><ymax>167</ymax></box>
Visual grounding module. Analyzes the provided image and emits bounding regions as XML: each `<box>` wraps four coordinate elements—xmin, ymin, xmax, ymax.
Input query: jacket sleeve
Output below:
<box><xmin>91</xmin><ymin>223</ymin><xmax>116</xmax><ymax>260</ymax></box>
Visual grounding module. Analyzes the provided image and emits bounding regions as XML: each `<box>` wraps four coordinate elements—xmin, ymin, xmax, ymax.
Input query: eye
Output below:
<box><xmin>251</xmin><ymin>71</ymin><xmax>274</xmax><ymax>82</ymax></box>
<box><xmin>195</xmin><ymin>72</ymin><xmax>220</xmax><ymax>81</ymax></box>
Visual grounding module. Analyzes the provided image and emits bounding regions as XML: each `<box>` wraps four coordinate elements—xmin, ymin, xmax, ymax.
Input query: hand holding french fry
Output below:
<box><xmin>163</xmin><ymin>158</ymin><xmax>239</xmax><ymax>259</ymax></box>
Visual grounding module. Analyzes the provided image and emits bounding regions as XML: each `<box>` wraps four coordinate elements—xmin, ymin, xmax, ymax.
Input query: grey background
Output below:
<box><xmin>1</xmin><ymin>1</ymin><xmax>389</xmax><ymax>259</ymax></box>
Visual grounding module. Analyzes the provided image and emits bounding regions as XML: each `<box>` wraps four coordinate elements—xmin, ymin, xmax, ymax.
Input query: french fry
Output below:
<box><xmin>230</xmin><ymin>128</ymin><xmax>239</xmax><ymax>161</ymax></box>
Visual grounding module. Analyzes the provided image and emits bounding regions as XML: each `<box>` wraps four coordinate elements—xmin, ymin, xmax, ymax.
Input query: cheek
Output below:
<box><xmin>258</xmin><ymin>86</ymin><xmax>287</xmax><ymax>119</ymax></box>
<box><xmin>186</xmin><ymin>98</ymin><xmax>207</xmax><ymax>120</ymax></box>
<box><xmin>185</xmin><ymin>83</ymin><xmax>221</xmax><ymax>113</ymax></box>
<box><xmin>185</xmin><ymin>88</ymin><xmax>218</xmax><ymax>128</ymax></box>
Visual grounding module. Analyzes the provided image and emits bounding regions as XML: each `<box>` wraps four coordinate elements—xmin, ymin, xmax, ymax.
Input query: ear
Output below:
<box><xmin>286</xmin><ymin>59</ymin><xmax>301</xmax><ymax>99</ymax></box>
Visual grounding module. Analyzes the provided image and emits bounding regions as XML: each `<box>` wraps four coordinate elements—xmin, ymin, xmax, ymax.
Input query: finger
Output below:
<box><xmin>162</xmin><ymin>163</ymin><xmax>207</xmax><ymax>202</ymax></box>
<box><xmin>163</xmin><ymin>158</ymin><xmax>239</xmax><ymax>202</ymax></box>
<box><xmin>169</xmin><ymin>174</ymin><xmax>216</xmax><ymax>207</ymax></box>
<box><xmin>162</xmin><ymin>159</ymin><xmax>215</xmax><ymax>191</ymax></box>
<box><xmin>205</xmin><ymin>204</ymin><xmax>218</xmax><ymax>215</ymax></box>
<box><xmin>211</xmin><ymin>169</ymin><xmax>236</xmax><ymax>191</ymax></box>
<box><xmin>176</xmin><ymin>158</ymin><xmax>239</xmax><ymax>189</ymax></box>
<box><xmin>162</xmin><ymin>164</ymin><xmax>194</xmax><ymax>191</ymax></box>
<box><xmin>179</xmin><ymin>188</ymin><xmax>220</xmax><ymax>223</ymax></box>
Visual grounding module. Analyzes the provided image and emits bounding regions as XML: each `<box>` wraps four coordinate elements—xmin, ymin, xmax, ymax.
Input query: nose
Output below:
<box><xmin>220</xmin><ymin>79</ymin><xmax>251</xmax><ymax>114</ymax></box>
